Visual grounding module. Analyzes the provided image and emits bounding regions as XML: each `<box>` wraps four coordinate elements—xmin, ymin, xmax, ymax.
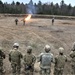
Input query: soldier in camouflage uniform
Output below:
<box><xmin>9</xmin><ymin>43</ymin><xmax>23</xmax><ymax>75</ymax></box>
<box><xmin>0</xmin><ymin>47</ymin><xmax>5</xmax><ymax>75</ymax></box>
<box><xmin>38</xmin><ymin>45</ymin><xmax>54</xmax><ymax>75</ymax></box>
<box><xmin>70</xmin><ymin>42</ymin><xmax>75</xmax><ymax>75</ymax></box>
<box><xmin>15</xmin><ymin>18</ymin><xmax>18</xmax><ymax>25</ymax></box>
<box><xmin>23</xmin><ymin>46</ymin><xmax>36</xmax><ymax>75</ymax></box>
<box><xmin>54</xmin><ymin>47</ymin><xmax>67</xmax><ymax>75</ymax></box>
<box><xmin>23</xmin><ymin>19</ymin><xmax>25</xmax><ymax>25</ymax></box>
<box><xmin>52</xmin><ymin>17</ymin><xmax>54</xmax><ymax>25</ymax></box>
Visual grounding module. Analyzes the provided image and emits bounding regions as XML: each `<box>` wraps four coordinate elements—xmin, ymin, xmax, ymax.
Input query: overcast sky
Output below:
<box><xmin>2</xmin><ymin>0</ymin><xmax>75</xmax><ymax>6</ymax></box>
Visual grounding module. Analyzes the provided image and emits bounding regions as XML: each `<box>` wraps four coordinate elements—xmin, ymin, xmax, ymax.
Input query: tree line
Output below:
<box><xmin>0</xmin><ymin>0</ymin><xmax>75</xmax><ymax>16</ymax></box>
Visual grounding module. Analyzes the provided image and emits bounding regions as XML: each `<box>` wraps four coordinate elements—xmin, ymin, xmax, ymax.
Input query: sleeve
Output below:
<box><xmin>32</xmin><ymin>55</ymin><xmax>36</xmax><ymax>64</ymax></box>
<box><xmin>51</xmin><ymin>53</ymin><xmax>54</xmax><ymax>63</ymax></box>
<box><xmin>2</xmin><ymin>51</ymin><xmax>5</xmax><ymax>59</ymax></box>
<box><xmin>70</xmin><ymin>51</ymin><xmax>74</xmax><ymax>58</ymax></box>
<box><xmin>20</xmin><ymin>52</ymin><xmax>23</xmax><ymax>58</ymax></box>
<box><xmin>64</xmin><ymin>55</ymin><xmax>67</xmax><ymax>62</ymax></box>
<box><xmin>54</xmin><ymin>56</ymin><xmax>58</xmax><ymax>64</ymax></box>
<box><xmin>23</xmin><ymin>55</ymin><xmax>27</xmax><ymax>65</ymax></box>
<box><xmin>37</xmin><ymin>53</ymin><xmax>43</xmax><ymax>62</ymax></box>
<box><xmin>9</xmin><ymin>52</ymin><xmax>11</xmax><ymax>62</ymax></box>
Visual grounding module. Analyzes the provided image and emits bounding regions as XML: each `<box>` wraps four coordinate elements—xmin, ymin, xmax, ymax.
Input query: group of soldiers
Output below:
<box><xmin>15</xmin><ymin>17</ymin><xmax>55</xmax><ymax>26</ymax></box>
<box><xmin>0</xmin><ymin>42</ymin><xmax>75</xmax><ymax>75</ymax></box>
<box><xmin>15</xmin><ymin>18</ymin><xmax>25</xmax><ymax>25</ymax></box>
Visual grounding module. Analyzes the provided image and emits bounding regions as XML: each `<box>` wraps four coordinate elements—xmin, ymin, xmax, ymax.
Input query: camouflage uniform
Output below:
<box><xmin>15</xmin><ymin>19</ymin><xmax>18</xmax><ymax>25</ymax></box>
<box><xmin>9</xmin><ymin>43</ymin><xmax>23</xmax><ymax>75</ymax></box>
<box><xmin>23</xmin><ymin>20</ymin><xmax>25</xmax><ymax>25</ymax></box>
<box><xmin>23</xmin><ymin>46</ymin><xmax>36</xmax><ymax>75</ymax></box>
<box><xmin>54</xmin><ymin>47</ymin><xmax>67</xmax><ymax>75</ymax></box>
<box><xmin>0</xmin><ymin>47</ymin><xmax>5</xmax><ymax>75</ymax></box>
<box><xmin>70</xmin><ymin>42</ymin><xmax>75</xmax><ymax>75</ymax></box>
<box><xmin>38</xmin><ymin>45</ymin><xmax>54</xmax><ymax>75</ymax></box>
<box><xmin>52</xmin><ymin>17</ymin><xmax>54</xmax><ymax>25</ymax></box>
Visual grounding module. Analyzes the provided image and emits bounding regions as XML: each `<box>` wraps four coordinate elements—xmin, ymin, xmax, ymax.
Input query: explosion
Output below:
<box><xmin>25</xmin><ymin>14</ymin><xmax>32</xmax><ymax>21</ymax></box>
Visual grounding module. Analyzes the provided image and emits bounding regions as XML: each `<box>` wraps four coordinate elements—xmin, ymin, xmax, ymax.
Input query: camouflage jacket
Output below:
<box><xmin>0</xmin><ymin>50</ymin><xmax>5</xmax><ymax>63</ymax></box>
<box><xmin>70</xmin><ymin>51</ymin><xmax>75</xmax><ymax>65</ymax></box>
<box><xmin>9</xmin><ymin>49</ymin><xmax>23</xmax><ymax>63</ymax></box>
<box><xmin>38</xmin><ymin>52</ymin><xmax>54</xmax><ymax>69</ymax></box>
<box><xmin>23</xmin><ymin>53</ymin><xmax>36</xmax><ymax>66</ymax></box>
<box><xmin>54</xmin><ymin>54</ymin><xmax>67</xmax><ymax>69</ymax></box>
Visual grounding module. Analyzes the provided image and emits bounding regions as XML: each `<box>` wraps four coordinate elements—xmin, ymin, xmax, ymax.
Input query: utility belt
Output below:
<box><xmin>55</xmin><ymin>67</ymin><xmax>64</xmax><ymax>71</ymax></box>
<box><xmin>25</xmin><ymin>64</ymin><xmax>33</xmax><ymax>70</ymax></box>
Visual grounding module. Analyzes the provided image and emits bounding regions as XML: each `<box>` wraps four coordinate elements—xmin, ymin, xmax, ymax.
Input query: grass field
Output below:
<box><xmin>0</xmin><ymin>16</ymin><xmax>75</xmax><ymax>75</ymax></box>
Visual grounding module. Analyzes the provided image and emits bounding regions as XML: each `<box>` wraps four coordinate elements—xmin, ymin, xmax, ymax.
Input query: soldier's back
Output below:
<box><xmin>55</xmin><ymin>55</ymin><xmax>67</xmax><ymax>68</ymax></box>
<box><xmin>70</xmin><ymin>51</ymin><xmax>75</xmax><ymax>65</ymax></box>
<box><xmin>24</xmin><ymin>54</ymin><xmax>35</xmax><ymax>65</ymax></box>
<box><xmin>10</xmin><ymin>49</ymin><xmax>21</xmax><ymax>63</ymax></box>
<box><xmin>40</xmin><ymin>53</ymin><xmax>53</xmax><ymax>69</ymax></box>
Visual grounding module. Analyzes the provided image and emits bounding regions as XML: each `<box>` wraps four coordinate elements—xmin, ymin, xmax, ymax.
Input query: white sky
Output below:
<box><xmin>2</xmin><ymin>0</ymin><xmax>75</xmax><ymax>6</ymax></box>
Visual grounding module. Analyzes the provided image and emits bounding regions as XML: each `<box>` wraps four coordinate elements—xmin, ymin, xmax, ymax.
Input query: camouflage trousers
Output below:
<box><xmin>40</xmin><ymin>68</ymin><xmax>51</xmax><ymax>75</ymax></box>
<box><xmin>54</xmin><ymin>68</ymin><xmax>63</xmax><ymax>75</ymax></box>
<box><xmin>24</xmin><ymin>65</ymin><xmax>34</xmax><ymax>75</ymax></box>
<box><xmin>15</xmin><ymin>22</ymin><xmax>18</xmax><ymax>25</ymax></box>
<box><xmin>71</xmin><ymin>64</ymin><xmax>75</xmax><ymax>75</ymax></box>
<box><xmin>11</xmin><ymin>62</ymin><xmax>21</xmax><ymax>75</ymax></box>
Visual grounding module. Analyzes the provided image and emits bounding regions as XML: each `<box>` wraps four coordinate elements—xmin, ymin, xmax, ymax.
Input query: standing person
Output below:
<box><xmin>23</xmin><ymin>46</ymin><xmax>36</xmax><ymax>75</ymax></box>
<box><xmin>54</xmin><ymin>47</ymin><xmax>67</xmax><ymax>75</ymax></box>
<box><xmin>21</xmin><ymin>18</ymin><xmax>25</xmax><ymax>25</ymax></box>
<box><xmin>52</xmin><ymin>17</ymin><xmax>54</xmax><ymax>25</ymax></box>
<box><xmin>70</xmin><ymin>42</ymin><xmax>75</xmax><ymax>75</ymax></box>
<box><xmin>0</xmin><ymin>47</ymin><xmax>5</xmax><ymax>75</ymax></box>
<box><xmin>38</xmin><ymin>45</ymin><xmax>54</xmax><ymax>75</ymax></box>
<box><xmin>9</xmin><ymin>43</ymin><xmax>23</xmax><ymax>75</ymax></box>
<box><xmin>23</xmin><ymin>19</ymin><xmax>25</xmax><ymax>25</ymax></box>
<box><xmin>15</xmin><ymin>18</ymin><xmax>18</xmax><ymax>25</ymax></box>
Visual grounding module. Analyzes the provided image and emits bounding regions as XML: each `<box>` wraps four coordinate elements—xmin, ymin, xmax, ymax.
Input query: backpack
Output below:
<box><xmin>41</xmin><ymin>53</ymin><xmax>53</xmax><ymax>66</ymax></box>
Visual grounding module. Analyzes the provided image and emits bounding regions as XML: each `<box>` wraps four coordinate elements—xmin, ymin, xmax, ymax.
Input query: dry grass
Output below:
<box><xmin>0</xmin><ymin>16</ymin><xmax>75</xmax><ymax>75</ymax></box>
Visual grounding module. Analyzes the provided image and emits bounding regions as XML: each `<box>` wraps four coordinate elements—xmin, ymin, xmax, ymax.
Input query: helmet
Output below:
<box><xmin>44</xmin><ymin>45</ymin><xmax>51</xmax><ymax>52</ymax></box>
<box><xmin>59</xmin><ymin>47</ymin><xmax>64</xmax><ymax>53</ymax></box>
<box><xmin>13</xmin><ymin>43</ymin><xmax>19</xmax><ymax>47</ymax></box>
<box><xmin>27</xmin><ymin>46</ymin><xmax>32</xmax><ymax>54</ymax></box>
<box><xmin>72</xmin><ymin>42</ymin><xmax>75</xmax><ymax>51</ymax></box>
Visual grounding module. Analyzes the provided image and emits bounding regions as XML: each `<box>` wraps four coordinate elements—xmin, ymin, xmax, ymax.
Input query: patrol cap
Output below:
<box><xmin>44</xmin><ymin>45</ymin><xmax>51</xmax><ymax>52</ymax></box>
<box><xmin>13</xmin><ymin>43</ymin><xmax>19</xmax><ymax>47</ymax></box>
<box><xmin>59</xmin><ymin>47</ymin><xmax>64</xmax><ymax>53</ymax></box>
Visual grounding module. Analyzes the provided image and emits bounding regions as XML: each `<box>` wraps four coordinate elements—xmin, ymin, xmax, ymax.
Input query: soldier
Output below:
<box><xmin>38</xmin><ymin>45</ymin><xmax>54</xmax><ymax>75</ymax></box>
<box><xmin>23</xmin><ymin>19</ymin><xmax>25</xmax><ymax>25</ymax></box>
<box><xmin>54</xmin><ymin>47</ymin><xmax>67</xmax><ymax>75</ymax></box>
<box><xmin>21</xmin><ymin>18</ymin><xmax>25</xmax><ymax>25</ymax></box>
<box><xmin>52</xmin><ymin>17</ymin><xmax>54</xmax><ymax>25</ymax></box>
<box><xmin>9</xmin><ymin>43</ymin><xmax>23</xmax><ymax>75</ymax></box>
<box><xmin>15</xmin><ymin>18</ymin><xmax>18</xmax><ymax>25</ymax></box>
<box><xmin>0</xmin><ymin>47</ymin><xmax>5</xmax><ymax>75</ymax></box>
<box><xmin>23</xmin><ymin>46</ymin><xmax>36</xmax><ymax>75</ymax></box>
<box><xmin>70</xmin><ymin>42</ymin><xmax>75</xmax><ymax>75</ymax></box>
